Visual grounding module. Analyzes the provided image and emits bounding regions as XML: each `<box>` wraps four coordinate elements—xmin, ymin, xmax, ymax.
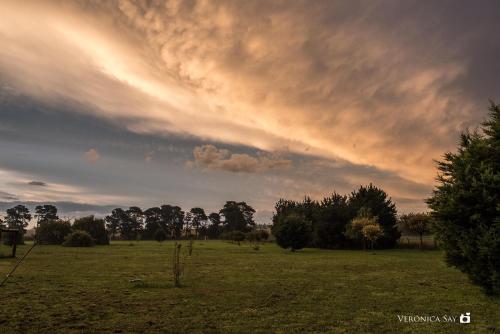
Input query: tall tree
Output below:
<box><xmin>313</xmin><ymin>193</ymin><xmax>350</xmax><ymax>248</ymax></box>
<box><xmin>207</xmin><ymin>212</ymin><xmax>222</xmax><ymax>238</ymax></box>
<box><xmin>427</xmin><ymin>103</ymin><xmax>500</xmax><ymax>295</ymax></box>
<box><xmin>189</xmin><ymin>207</ymin><xmax>207</xmax><ymax>238</ymax></box>
<box><xmin>105</xmin><ymin>208</ymin><xmax>127</xmax><ymax>240</ymax></box>
<box><xmin>124</xmin><ymin>206</ymin><xmax>144</xmax><ymax>241</ymax></box>
<box><xmin>143</xmin><ymin>206</ymin><xmax>162</xmax><ymax>239</ymax></box>
<box><xmin>5</xmin><ymin>205</ymin><xmax>31</xmax><ymax>231</ymax></box>
<box><xmin>4</xmin><ymin>205</ymin><xmax>31</xmax><ymax>244</ymax></box>
<box><xmin>220</xmin><ymin>201</ymin><xmax>255</xmax><ymax>232</ymax></box>
<box><xmin>34</xmin><ymin>204</ymin><xmax>59</xmax><ymax>224</ymax></box>
<box><xmin>159</xmin><ymin>205</ymin><xmax>184</xmax><ymax>239</ymax></box>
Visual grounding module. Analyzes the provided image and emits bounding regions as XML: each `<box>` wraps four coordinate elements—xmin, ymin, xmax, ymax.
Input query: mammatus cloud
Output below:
<box><xmin>0</xmin><ymin>0</ymin><xmax>495</xmax><ymax>187</ymax></box>
<box><xmin>187</xmin><ymin>145</ymin><xmax>292</xmax><ymax>173</ymax></box>
<box><xmin>84</xmin><ymin>148</ymin><xmax>100</xmax><ymax>164</ymax></box>
<box><xmin>27</xmin><ymin>181</ymin><xmax>47</xmax><ymax>187</ymax></box>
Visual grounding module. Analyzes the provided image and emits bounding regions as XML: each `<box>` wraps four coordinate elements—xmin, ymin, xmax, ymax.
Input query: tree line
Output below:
<box><xmin>0</xmin><ymin>201</ymin><xmax>258</xmax><ymax>245</ymax></box>
<box><xmin>272</xmin><ymin>184</ymin><xmax>402</xmax><ymax>251</ymax></box>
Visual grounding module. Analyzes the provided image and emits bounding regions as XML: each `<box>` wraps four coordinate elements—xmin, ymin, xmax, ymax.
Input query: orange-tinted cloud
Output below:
<box><xmin>84</xmin><ymin>148</ymin><xmax>100</xmax><ymax>164</ymax></box>
<box><xmin>188</xmin><ymin>144</ymin><xmax>292</xmax><ymax>173</ymax></box>
<box><xmin>0</xmin><ymin>0</ymin><xmax>496</xmax><ymax>198</ymax></box>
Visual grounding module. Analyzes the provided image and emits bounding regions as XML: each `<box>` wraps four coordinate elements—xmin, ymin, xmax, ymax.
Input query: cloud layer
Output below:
<box><xmin>1</xmin><ymin>0</ymin><xmax>499</xmax><ymax>217</ymax></box>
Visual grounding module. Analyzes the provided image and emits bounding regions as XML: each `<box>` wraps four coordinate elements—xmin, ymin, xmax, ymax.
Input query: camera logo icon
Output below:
<box><xmin>460</xmin><ymin>312</ymin><xmax>471</xmax><ymax>324</ymax></box>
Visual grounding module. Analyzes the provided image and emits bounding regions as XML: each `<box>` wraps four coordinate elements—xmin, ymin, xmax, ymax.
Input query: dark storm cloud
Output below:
<box><xmin>27</xmin><ymin>181</ymin><xmax>47</xmax><ymax>187</ymax></box>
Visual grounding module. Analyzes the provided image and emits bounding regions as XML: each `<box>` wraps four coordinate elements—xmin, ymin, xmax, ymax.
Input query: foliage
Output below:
<box><xmin>220</xmin><ymin>201</ymin><xmax>255</xmax><ymax>232</ymax></box>
<box><xmin>361</xmin><ymin>224</ymin><xmax>383</xmax><ymax>250</ymax></box>
<box><xmin>37</xmin><ymin>219</ymin><xmax>72</xmax><ymax>245</ymax></box>
<box><xmin>105</xmin><ymin>207</ymin><xmax>144</xmax><ymax>241</ymax></box>
<box><xmin>399</xmin><ymin>213</ymin><xmax>432</xmax><ymax>249</ymax></box>
<box><xmin>35</xmin><ymin>205</ymin><xmax>58</xmax><ymax>224</ymax></box>
<box><xmin>273</xmin><ymin>185</ymin><xmax>399</xmax><ymax>249</ymax></box>
<box><xmin>73</xmin><ymin>215</ymin><xmax>109</xmax><ymax>245</ymax></box>
<box><xmin>63</xmin><ymin>230</ymin><xmax>95</xmax><ymax>247</ymax></box>
<box><xmin>154</xmin><ymin>228</ymin><xmax>167</xmax><ymax>242</ymax></box>
<box><xmin>272</xmin><ymin>213</ymin><xmax>312</xmax><ymax>251</ymax></box>
<box><xmin>427</xmin><ymin>103</ymin><xmax>500</xmax><ymax>295</ymax></box>
<box><xmin>345</xmin><ymin>215</ymin><xmax>379</xmax><ymax>249</ymax></box>
<box><xmin>206</xmin><ymin>212</ymin><xmax>222</xmax><ymax>239</ymax></box>
<box><xmin>189</xmin><ymin>207</ymin><xmax>207</xmax><ymax>238</ymax></box>
<box><xmin>348</xmin><ymin>184</ymin><xmax>400</xmax><ymax>248</ymax></box>
<box><xmin>3</xmin><ymin>205</ymin><xmax>31</xmax><ymax>245</ymax></box>
<box><xmin>312</xmin><ymin>193</ymin><xmax>350</xmax><ymax>248</ymax></box>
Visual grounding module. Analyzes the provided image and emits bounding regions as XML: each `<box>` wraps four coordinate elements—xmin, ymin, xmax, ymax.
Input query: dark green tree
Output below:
<box><xmin>427</xmin><ymin>103</ymin><xmax>500</xmax><ymax>295</ymax></box>
<box><xmin>159</xmin><ymin>205</ymin><xmax>184</xmax><ymax>239</ymax></box>
<box><xmin>105</xmin><ymin>208</ymin><xmax>127</xmax><ymax>240</ymax></box>
<box><xmin>143</xmin><ymin>206</ymin><xmax>162</xmax><ymax>240</ymax></box>
<box><xmin>348</xmin><ymin>184</ymin><xmax>400</xmax><ymax>248</ymax></box>
<box><xmin>34</xmin><ymin>205</ymin><xmax>59</xmax><ymax>224</ymax></box>
<box><xmin>272</xmin><ymin>213</ymin><xmax>312</xmax><ymax>251</ymax></box>
<box><xmin>124</xmin><ymin>206</ymin><xmax>144</xmax><ymax>241</ymax></box>
<box><xmin>37</xmin><ymin>220</ymin><xmax>72</xmax><ymax>245</ymax></box>
<box><xmin>313</xmin><ymin>193</ymin><xmax>350</xmax><ymax>248</ymax></box>
<box><xmin>207</xmin><ymin>212</ymin><xmax>222</xmax><ymax>238</ymax></box>
<box><xmin>220</xmin><ymin>201</ymin><xmax>255</xmax><ymax>232</ymax></box>
<box><xmin>73</xmin><ymin>215</ymin><xmax>109</xmax><ymax>245</ymax></box>
<box><xmin>189</xmin><ymin>207</ymin><xmax>207</xmax><ymax>238</ymax></box>
<box><xmin>4</xmin><ymin>205</ymin><xmax>31</xmax><ymax>245</ymax></box>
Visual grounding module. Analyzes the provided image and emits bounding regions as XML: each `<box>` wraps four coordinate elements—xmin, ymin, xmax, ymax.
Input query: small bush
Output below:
<box><xmin>63</xmin><ymin>230</ymin><xmax>95</xmax><ymax>247</ymax></box>
<box><xmin>73</xmin><ymin>216</ymin><xmax>109</xmax><ymax>245</ymax></box>
<box><xmin>272</xmin><ymin>213</ymin><xmax>312</xmax><ymax>251</ymax></box>
<box><xmin>37</xmin><ymin>220</ymin><xmax>72</xmax><ymax>245</ymax></box>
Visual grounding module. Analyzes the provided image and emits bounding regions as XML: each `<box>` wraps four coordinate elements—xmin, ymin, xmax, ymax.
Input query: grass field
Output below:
<box><xmin>0</xmin><ymin>241</ymin><xmax>498</xmax><ymax>333</ymax></box>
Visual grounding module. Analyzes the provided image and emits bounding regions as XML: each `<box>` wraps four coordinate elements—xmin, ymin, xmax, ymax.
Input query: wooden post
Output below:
<box><xmin>12</xmin><ymin>230</ymin><xmax>18</xmax><ymax>258</ymax></box>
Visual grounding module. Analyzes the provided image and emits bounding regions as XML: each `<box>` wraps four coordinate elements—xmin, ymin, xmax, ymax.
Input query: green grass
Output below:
<box><xmin>0</xmin><ymin>241</ymin><xmax>498</xmax><ymax>333</ymax></box>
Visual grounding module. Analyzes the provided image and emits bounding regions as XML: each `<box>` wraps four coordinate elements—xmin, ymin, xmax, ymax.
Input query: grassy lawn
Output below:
<box><xmin>0</xmin><ymin>241</ymin><xmax>498</xmax><ymax>333</ymax></box>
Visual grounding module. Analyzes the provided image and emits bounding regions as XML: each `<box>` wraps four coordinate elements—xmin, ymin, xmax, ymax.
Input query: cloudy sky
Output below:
<box><xmin>0</xmin><ymin>0</ymin><xmax>499</xmax><ymax>221</ymax></box>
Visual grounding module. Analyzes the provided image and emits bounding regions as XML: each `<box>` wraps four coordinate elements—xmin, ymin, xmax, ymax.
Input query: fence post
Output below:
<box><xmin>12</xmin><ymin>230</ymin><xmax>18</xmax><ymax>258</ymax></box>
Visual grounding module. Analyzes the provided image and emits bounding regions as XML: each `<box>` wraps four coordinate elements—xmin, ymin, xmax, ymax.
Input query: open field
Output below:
<box><xmin>0</xmin><ymin>241</ymin><xmax>498</xmax><ymax>333</ymax></box>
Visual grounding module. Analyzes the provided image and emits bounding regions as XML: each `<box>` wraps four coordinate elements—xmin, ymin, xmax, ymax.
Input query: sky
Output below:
<box><xmin>0</xmin><ymin>0</ymin><xmax>499</xmax><ymax>222</ymax></box>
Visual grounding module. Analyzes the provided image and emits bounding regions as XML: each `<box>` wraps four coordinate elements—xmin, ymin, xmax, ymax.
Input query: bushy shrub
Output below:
<box><xmin>2</xmin><ymin>231</ymin><xmax>24</xmax><ymax>246</ymax></box>
<box><xmin>345</xmin><ymin>215</ymin><xmax>379</xmax><ymax>249</ymax></box>
<box><xmin>37</xmin><ymin>220</ymin><xmax>72</xmax><ymax>245</ymax></box>
<box><xmin>63</xmin><ymin>230</ymin><xmax>95</xmax><ymax>247</ymax></box>
<box><xmin>73</xmin><ymin>216</ymin><xmax>109</xmax><ymax>245</ymax></box>
<box><xmin>361</xmin><ymin>223</ymin><xmax>383</xmax><ymax>250</ymax></box>
<box><xmin>272</xmin><ymin>213</ymin><xmax>312</xmax><ymax>251</ymax></box>
<box><xmin>427</xmin><ymin>103</ymin><xmax>500</xmax><ymax>295</ymax></box>
<box><xmin>154</xmin><ymin>228</ymin><xmax>167</xmax><ymax>242</ymax></box>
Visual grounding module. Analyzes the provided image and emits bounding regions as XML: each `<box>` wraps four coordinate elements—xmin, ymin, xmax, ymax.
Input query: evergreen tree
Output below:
<box><xmin>427</xmin><ymin>103</ymin><xmax>500</xmax><ymax>295</ymax></box>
